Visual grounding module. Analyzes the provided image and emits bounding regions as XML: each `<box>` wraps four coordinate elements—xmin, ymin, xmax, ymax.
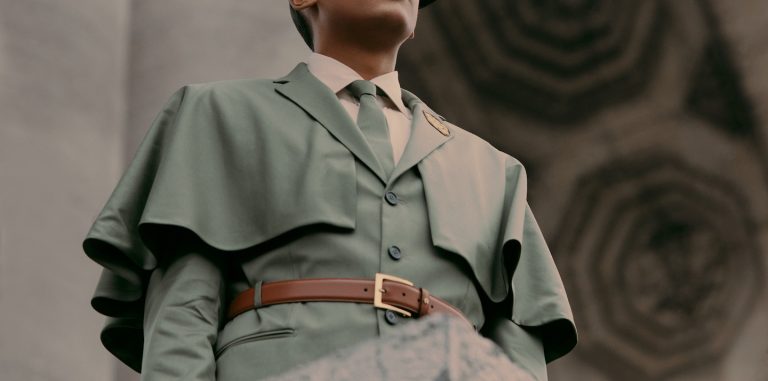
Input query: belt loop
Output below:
<box><xmin>418</xmin><ymin>287</ymin><xmax>431</xmax><ymax>317</ymax></box>
<box><xmin>253</xmin><ymin>280</ymin><xmax>263</xmax><ymax>308</ymax></box>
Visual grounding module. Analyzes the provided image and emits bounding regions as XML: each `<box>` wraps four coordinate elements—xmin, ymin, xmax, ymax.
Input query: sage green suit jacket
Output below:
<box><xmin>83</xmin><ymin>62</ymin><xmax>577</xmax><ymax>380</ymax></box>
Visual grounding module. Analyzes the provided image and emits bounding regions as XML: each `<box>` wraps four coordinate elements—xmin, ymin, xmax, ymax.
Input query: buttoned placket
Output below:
<box><xmin>375</xmin><ymin>126</ymin><xmax>418</xmax><ymax>332</ymax></box>
<box><xmin>378</xmin><ymin>180</ymin><xmax>406</xmax><ymax>328</ymax></box>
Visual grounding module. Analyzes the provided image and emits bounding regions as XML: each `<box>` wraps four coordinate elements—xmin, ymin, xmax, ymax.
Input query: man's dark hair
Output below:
<box><xmin>290</xmin><ymin>6</ymin><xmax>314</xmax><ymax>50</ymax></box>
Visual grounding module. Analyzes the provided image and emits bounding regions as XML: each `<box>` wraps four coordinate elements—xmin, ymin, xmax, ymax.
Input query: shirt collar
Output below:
<box><xmin>305</xmin><ymin>52</ymin><xmax>411</xmax><ymax>116</ymax></box>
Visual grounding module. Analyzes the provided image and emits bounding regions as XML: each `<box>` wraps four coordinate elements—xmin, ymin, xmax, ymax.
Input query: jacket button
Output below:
<box><xmin>384</xmin><ymin>310</ymin><xmax>399</xmax><ymax>325</ymax></box>
<box><xmin>388</xmin><ymin>245</ymin><xmax>402</xmax><ymax>260</ymax></box>
<box><xmin>384</xmin><ymin>191</ymin><xmax>399</xmax><ymax>205</ymax></box>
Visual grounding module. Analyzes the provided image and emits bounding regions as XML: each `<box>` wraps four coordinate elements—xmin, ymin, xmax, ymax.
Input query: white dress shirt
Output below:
<box><xmin>306</xmin><ymin>52</ymin><xmax>413</xmax><ymax>166</ymax></box>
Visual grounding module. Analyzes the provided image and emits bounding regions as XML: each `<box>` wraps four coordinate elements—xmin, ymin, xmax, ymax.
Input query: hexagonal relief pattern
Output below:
<box><xmin>430</xmin><ymin>0</ymin><xmax>665</xmax><ymax>123</ymax></box>
<box><xmin>554</xmin><ymin>155</ymin><xmax>763</xmax><ymax>380</ymax></box>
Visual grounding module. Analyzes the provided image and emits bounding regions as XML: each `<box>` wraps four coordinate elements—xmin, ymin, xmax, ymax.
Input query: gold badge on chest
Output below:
<box><xmin>423</xmin><ymin>110</ymin><xmax>450</xmax><ymax>136</ymax></box>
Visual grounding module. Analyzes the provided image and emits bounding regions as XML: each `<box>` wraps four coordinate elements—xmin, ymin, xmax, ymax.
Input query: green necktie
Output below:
<box><xmin>347</xmin><ymin>79</ymin><xmax>395</xmax><ymax>178</ymax></box>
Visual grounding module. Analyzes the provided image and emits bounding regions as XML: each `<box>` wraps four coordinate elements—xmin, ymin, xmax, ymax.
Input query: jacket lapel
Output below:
<box><xmin>273</xmin><ymin>63</ymin><xmax>389</xmax><ymax>185</ymax></box>
<box><xmin>389</xmin><ymin>89</ymin><xmax>455</xmax><ymax>184</ymax></box>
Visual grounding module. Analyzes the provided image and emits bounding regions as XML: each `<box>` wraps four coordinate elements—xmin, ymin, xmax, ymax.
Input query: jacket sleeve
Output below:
<box><xmin>140</xmin><ymin>249</ymin><xmax>225</xmax><ymax>380</ymax></box>
<box><xmin>482</xmin><ymin>314</ymin><xmax>546</xmax><ymax>381</ymax></box>
<box><xmin>480</xmin><ymin>158</ymin><xmax>578</xmax><ymax>381</ymax></box>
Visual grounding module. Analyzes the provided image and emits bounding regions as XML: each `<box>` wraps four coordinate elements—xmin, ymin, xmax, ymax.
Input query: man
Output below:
<box><xmin>83</xmin><ymin>0</ymin><xmax>577</xmax><ymax>380</ymax></box>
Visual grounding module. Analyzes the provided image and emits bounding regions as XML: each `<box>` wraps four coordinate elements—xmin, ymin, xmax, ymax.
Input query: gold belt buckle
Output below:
<box><xmin>374</xmin><ymin>272</ymin><xmax>414</xmax><ymax>317</ymax></box>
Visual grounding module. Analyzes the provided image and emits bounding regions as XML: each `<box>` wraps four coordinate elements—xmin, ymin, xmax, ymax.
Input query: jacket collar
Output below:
<box><xmin>274</xmin><ymin>62</ymin><xmax>454</xmax><ymax>185</ymax></box>
<box><xmin>305</xmin><ymin>52</ymin><xmax>411</xmax><ymax>118</ymax></box>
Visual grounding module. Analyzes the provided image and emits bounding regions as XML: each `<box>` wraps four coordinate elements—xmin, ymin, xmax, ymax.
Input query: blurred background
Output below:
<box><xmin>0</xmin><ymin>0</ymin><xmax>766</xmax><ymax>380</ymax></box>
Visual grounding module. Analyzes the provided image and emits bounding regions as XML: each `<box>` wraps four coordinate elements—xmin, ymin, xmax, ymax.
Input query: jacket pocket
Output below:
<box><xmin>215</xmin><ymin>328</ymin><xmax>296</xmax><ymax>359</ymax></box>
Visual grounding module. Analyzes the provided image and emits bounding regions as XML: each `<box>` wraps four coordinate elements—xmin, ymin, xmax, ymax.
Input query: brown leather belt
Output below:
<box><xmin>227</xmin><ymin>273</ymin><xmax>473</xmax><ymax>327</ymax></box>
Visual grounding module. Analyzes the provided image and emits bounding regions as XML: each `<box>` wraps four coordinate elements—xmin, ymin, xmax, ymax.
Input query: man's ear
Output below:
<box><xmin>289</xmin><ymin>0</ymin><xmax>317</xmax><ymax>11</ymax></box>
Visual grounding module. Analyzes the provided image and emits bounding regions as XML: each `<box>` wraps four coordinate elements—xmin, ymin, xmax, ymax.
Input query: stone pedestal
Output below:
<box><xmin>267</xmin><ymin>315</ymin><xmax>533</xmax><ymax>381</ymax></box>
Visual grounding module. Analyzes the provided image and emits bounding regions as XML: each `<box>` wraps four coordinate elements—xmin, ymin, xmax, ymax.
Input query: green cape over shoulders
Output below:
<box><xmin>83</xmin><ymin>65</ymin><xmax>576</xmax><ymax>371</ymax></box>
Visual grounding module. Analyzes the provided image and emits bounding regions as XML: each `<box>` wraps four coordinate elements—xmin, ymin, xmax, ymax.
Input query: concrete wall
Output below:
<box><xmin>125</xmin><ymin>0</ymin><xmax>309</xmax><ymax>158</ymax></box>
<box><xmin>704</xmin><ymin>1</ymin><xmax>768</xmax><ymax>380</ymax></box>
<box><xmin>0</xmin><ymin>0</ymin><xmax>129</xmax><ymax>380</ymax></box>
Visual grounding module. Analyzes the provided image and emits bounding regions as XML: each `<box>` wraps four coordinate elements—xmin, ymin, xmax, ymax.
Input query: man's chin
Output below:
<box><xmin>366</xmin><ymin>6</ymin><xmax>415</xmax><ymax>29</ymax></box>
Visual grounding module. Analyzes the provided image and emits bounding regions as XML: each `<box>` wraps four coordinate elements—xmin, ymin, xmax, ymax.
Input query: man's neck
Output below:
<box><xmin>315</xmin><ymin>43</ymin><xmax>399</xmax><ymax>80</ymax></box>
